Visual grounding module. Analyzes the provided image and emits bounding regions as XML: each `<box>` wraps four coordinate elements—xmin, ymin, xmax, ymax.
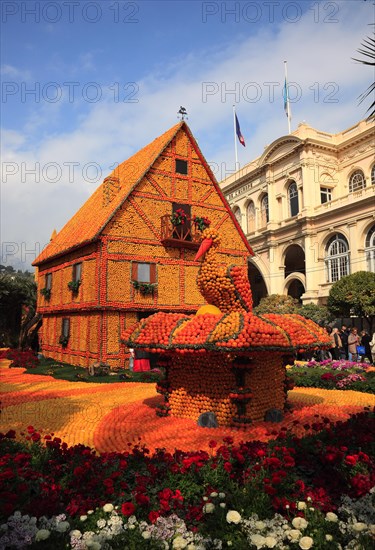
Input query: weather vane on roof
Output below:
<box><xmin>177</xmin><ymin>106</ymin><xmax>188</xmax><ymax>121</ymax></box>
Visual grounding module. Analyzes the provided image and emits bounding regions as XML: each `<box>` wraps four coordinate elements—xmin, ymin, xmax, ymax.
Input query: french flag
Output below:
<box><xmin>235</xmin><ymin>114</ymin><xmax>246</xmax><ymax>147</ymax></box>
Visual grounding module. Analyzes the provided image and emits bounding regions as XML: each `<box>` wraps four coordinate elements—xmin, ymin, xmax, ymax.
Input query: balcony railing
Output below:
<box><xmin>160</xmin><ymin>215</ymin><xmax>201</xmax><ymax>250</ymax></box>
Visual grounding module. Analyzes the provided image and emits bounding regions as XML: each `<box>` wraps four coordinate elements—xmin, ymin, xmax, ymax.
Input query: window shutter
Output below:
<box><xmin>150</xmin><ymin>264</ymin><xmax>156</xmax><ymax>284</ymax></box>
<box><xmin>131</xmin><ymin>262</ymin><xmax>138</xmax><ymax>281</ymax></box>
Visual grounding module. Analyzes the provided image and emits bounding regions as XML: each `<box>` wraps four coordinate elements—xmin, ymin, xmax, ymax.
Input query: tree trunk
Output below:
<box><xmin>18</xmin><ymin>311</ymin><xmax>42</xmax><ymax>350</ymax></box>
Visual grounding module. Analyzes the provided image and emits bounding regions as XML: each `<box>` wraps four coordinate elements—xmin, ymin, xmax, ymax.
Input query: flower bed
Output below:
<box><xmin>287</xmin><ymin>360</ymin><xmax>375</xmax><ymax>394</ymax></box>
<box><xmin>0</xmin><ymin>349</ymin><xmax>39</xmax><ymax>369</ymax></box>
<box><xmin>0</xmin><ymin>409</ymin><xmax>374</xmax><ymax>548</ymax></box>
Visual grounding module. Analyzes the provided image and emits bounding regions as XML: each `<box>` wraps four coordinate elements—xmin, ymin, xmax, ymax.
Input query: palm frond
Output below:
<box><xmin>352</xmin><ymin>33</ymin><xmax>375</xmax><ymax>120</ymax></box>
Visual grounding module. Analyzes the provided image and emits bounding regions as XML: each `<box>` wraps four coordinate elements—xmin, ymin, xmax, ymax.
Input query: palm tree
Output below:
<box><xmin>352</xmin><ymin>29</ymin><xmax>375</xmax><ymax>121</ymax></box>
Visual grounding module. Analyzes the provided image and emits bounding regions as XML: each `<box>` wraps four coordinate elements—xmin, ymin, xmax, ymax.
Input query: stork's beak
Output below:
<box><xmin>194</xmin><ymin>238</ymin><xmax>213</xmax><ymax>261</ymax></box>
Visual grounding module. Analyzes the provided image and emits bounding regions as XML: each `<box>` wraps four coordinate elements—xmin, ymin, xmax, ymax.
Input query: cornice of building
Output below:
<box><xmin>221</xmin><ymin>119</ymin><xmax>374</xmax><ymax>195</ymax></box>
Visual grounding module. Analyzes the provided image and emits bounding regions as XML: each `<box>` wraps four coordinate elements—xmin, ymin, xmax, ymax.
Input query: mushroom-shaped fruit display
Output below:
<box><xmin>122</xmin><ymin>229</ymin><xmax>330</xmax><ymax>427</ymax></box>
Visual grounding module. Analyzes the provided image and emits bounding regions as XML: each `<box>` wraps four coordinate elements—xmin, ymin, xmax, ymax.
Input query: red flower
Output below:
<box><xmin>345</xmin><ymin>455</ymin><xmax>358</xmax><ymax>466</ymax></box>
<box><xmin>121</xmin><ymin>502</ymin><xmax>136</xmax><ymax>516</ymax></box>
<box><xmin>135</xmin><ymin>493</ymin><xmax>150</xmax><ymax>506</ymax></box>
<box><xmin>223</xmin><ymin>462</ymin><xmax>232</xmax><ymax>473</ymax></box>
<box><xmin>208</xmin><ymin>440</ymin><xmax>217</xmax><ymax>449</ymax></box>
<box><xmin>149</xmin><ymin>510</ymin><xmax>160</xmax><ymax>523</ymax></box>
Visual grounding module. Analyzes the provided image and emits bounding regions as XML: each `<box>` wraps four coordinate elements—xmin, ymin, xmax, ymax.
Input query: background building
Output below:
<box><xmin>33</xmin><ymin>122</ymin><xmax>252</xmax><ymax>369</ymax></box>
<box><xmin>221</xmin><ymin>119</ymin><xmax>375</xmax><ymax>306</ymax></box>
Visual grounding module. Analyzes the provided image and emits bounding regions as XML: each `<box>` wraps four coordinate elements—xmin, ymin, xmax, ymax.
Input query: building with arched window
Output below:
<box><xmin>221</xmin><ymin>119</ymin><xmax>375</xmax><ymax>306</ymax></box>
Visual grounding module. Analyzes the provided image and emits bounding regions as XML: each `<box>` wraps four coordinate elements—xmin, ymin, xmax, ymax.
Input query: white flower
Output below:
<box><xmin>87</xmin><ymin>543</ymin><xmax>101</xmax><ymax>550</ymax></box>
<box><xmin>299</xmin><ymin>536</ymin><xmax>314</xmax><ymax>549</ymax></box>
<box><xmin>203</xmin><ymin>496</ymin><xmax>208</xmax><ymax>501</ymax></box>
<box><xmin>142</xmin><ymin>531</ymin><xmax>151</xmax><ymax>539</ymax></box>
<box><xmin>70</xmin><ymin>530</ymin><xmax>82</xmax><ymax>538</ymax></box>
<box><xmin>226</xmin><ymin>510</ymin><xmax>241</xmax><ymax>524</ymax></box>
<box><xmin>128</xmin><ymin>524</ymin><xmax>135</xmax><ymax>530</ymax></box>
<box><xmin>128</xmin><ymin>515</ymin><xmax>137</xmax><ymax>525</ymax></box>
<box><xmin>309</xmin><ymin>507</ymin><xmax>315</xmax><ymax>512</ymax></box>
<box><xmin>103</xmin><ymin>503</ymin><xmax>114</xmax><ymax>513</ymax></box>
<box><xmin>250</xmin><ymin>534</ymin><xmax>266</xmax><ymax>549</ymax></box>
<box><xmin>56</xmin><ymin>521</ymin><xmax>70</xmax><ymax>532</ymax></box>
<box><xmin>83</xmin><ymin>532</ymin><xmax>95</xmax><ymax>540</ymax></box>
<box><xmin>87</xmin><ymin>510</ymin><xmax>94</xmax><ymax>515</ymax></box>
<box><xmin>227</xmin><ymin>543</ymin><xmax>233</xmax><ymax>547</ymax></box>
<box><xmin>255</xmin><ymin>520</ymin><xmax>266</xmax><ymax>530</ymax></box>
<box><xmin>172</xmin><ymin>536</ymin><xmax>188</xmax><ymax>549</ymax></box>
<box><xmin>220</xmin><ymin>502</ymin><xmax>226</xmax><ymax>508</ymax></box>
<box><xmin>265</xmin><ymin>536</ymin><xmax>277</xmax><ymax>548</ymax></box>
<box><xmin>219</xmin><ymin>492</ymin><xmax>226</xmax><ymax>499</ymax></box>
<box><xmin>35</xmin><ymin>529</ymin><xmax>50</xmax><ymax>541</ymax></box>
<box><xmin>292</xmin><ymin>517</ymin><xmax>308</xmax><ymax>530</ymax></box>
<box><xmin>80</xmin><ymin>515</ymin><xmax>88</xmax><ymax>522</ymax></box>
<box><xmin>187</xmin><ymin>545</ymin><xmax>196</xmax><ymax>550</ymax></box>
<box><xmin>325</xmin><ymin>512</ymin><xmax>338</xmax><ymax>522</ymax></box>
<box><xmin>97</xmin><ymin>519</ymin><xmax>106</xmax><ymax>529</ymax></box>
<box><xmin>210</xmin><ymin>492</ymin><xmax>218</xmax><ymax>498</ymax></box>
<box><xmin>287</xmin><ymin>529</ymin><xmax>302</xmax><ymax>541</ymax></box>
<box><xmin>325</xmin><ymin>535</ymin><xmax>333</xmax><ymax>541</ymax></box>
<box><xmin>203</xmin><ymin>503</ymin><xmax>215</xmax><ymax>513</ymax></box>
<box><xmin>352</xmin><ymin>522</ymin><xmax>367</xmax><ymax>532</ymax></box>
<box><xmin>297</xmin><ymin>502</ymin><xmax>307</xmax><ymax>510</ymax></box>
<box><xmin>307</xmin><ymin>497</ymin><xmax>312</xmax><ymax>502</ymax></box>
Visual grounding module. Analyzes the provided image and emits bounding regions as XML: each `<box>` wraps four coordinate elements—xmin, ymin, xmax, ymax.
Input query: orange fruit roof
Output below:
<box><xmin>33</xmin><ymin>122</ymin><xmax>184</xmax><ymax>265</ymax></box>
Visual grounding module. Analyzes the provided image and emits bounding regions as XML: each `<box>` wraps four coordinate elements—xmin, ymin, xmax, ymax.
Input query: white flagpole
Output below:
<box><xmin>284</xmin><ymin>60</ymin><xmax>291</xmax><ymax>134</ymax></box>
<box><xmin>233</xmin><ymin>104</ymin><xmax>239</xmax><ymax>170</ymax></box>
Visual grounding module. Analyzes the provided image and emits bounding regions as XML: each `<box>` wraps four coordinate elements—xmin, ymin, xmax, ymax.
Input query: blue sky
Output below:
<box><xmin>1</xmin><ymin>0</ymin><xmax>373</xmax><ymax>270</ymax></box>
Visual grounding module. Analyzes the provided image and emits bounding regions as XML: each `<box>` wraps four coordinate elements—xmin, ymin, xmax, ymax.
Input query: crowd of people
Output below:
<box><xmin>316</xmin><ymin>325</ymin><xmax>375</xmax><ymax>364</ymax></box>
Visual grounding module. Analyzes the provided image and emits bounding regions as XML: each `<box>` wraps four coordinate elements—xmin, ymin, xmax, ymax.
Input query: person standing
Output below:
<box><xmin>360</xmin><ymin>330</ymin><xmax>373</xmax><ymax>364</ymax></box>
<box><xmin>370</xmin><ymin>332</ymin><xmax>375</xmax><ymax>364</ymax></box>
<box><xmin>133</xmin><ymin>349</ymin><xmax>151</xmax><ymax>372</ymax></box>
<box><xmin>339</xmin><ymin>325</ymin><xmax>349</xmax><ymax>360</ymax></box>
<box><xmin>348</xmin><ymin>327</ymin><xmax>360</xmax><ymax>362</ymax></box>
<box><xmin>331</xmin><ymin>328</ymin><xmax>342</xmax><ymax>361</ymax></box>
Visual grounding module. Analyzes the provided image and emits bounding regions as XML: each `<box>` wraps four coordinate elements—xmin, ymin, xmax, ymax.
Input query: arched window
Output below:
<box><xmin>247</xmin><ymin>201</ymin><xmax>255</xmax><ymax>233</ymax></box>
<box><xmin>349</xmin><ymin>170</ymin><xmax>366</xmax><ymax>192</ymax></box>
<box><xmin>325</xmin><ymin>234</ymin><xmax>350</xmax><ymax>283</ymax></box>
<box><xmin>260</xmin><ymin>194</ymin><xmax>269</xmax><ymax>226</ymax></box>
<box><xmin>288</xmin><ymin>181</ymin><xmax>299</xmax><ymax>217</ymax></box>
<box><xmin>371</xmin><ymin>165</ymin><xmax>375</xmax><ymax>185</ymax></box>
<box><xmin>365</xmin><ymin>225</ymin><xmax>375</xmax><ymax>272</ymax></box>
<box><xmin>232</xmin><ymin>206</ymin><xmax>242</xmax><ymax>226</ymax></box>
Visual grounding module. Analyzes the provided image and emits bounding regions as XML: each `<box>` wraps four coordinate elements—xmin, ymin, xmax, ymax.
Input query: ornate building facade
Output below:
<box><xmin>220</xmin><ymin>119</ymin><xmax>375</xmax><ymax>306</ymax></box>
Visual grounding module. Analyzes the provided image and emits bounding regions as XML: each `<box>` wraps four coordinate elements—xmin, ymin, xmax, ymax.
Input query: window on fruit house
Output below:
<box><xmin>72</xmin><ymin>263</ymin><xmax>82</xmax><ymax>282</ymax></box>
<box><xmin>45</xmin><ymin>273</ymin><xmax>52</xmax><ymax>290</ymax></box>
<box><xmin>171</xmin><ymin>202</ymin><xmax>192</xmax><ymax>240</ymax></box>
<box><xmin>175</xmin><ymin>159</ymin><xmax>188</xmax><ymax>175</ymax></box>
<box><xmin>132</xmin><ymin>263</ymin><xmax>156</xmax><ymax>283</ymax></box>
<box><xmin>62</xmin><ymin>318</ymin><xmax>70</xmax><ymax>338</ymax></box>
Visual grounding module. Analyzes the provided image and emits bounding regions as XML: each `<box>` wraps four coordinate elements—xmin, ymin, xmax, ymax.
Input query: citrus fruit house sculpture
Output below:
<box><xmin>123</xmin><ymin>229</ymin><xmax>330</xmax><ymax>428</ymax></box>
